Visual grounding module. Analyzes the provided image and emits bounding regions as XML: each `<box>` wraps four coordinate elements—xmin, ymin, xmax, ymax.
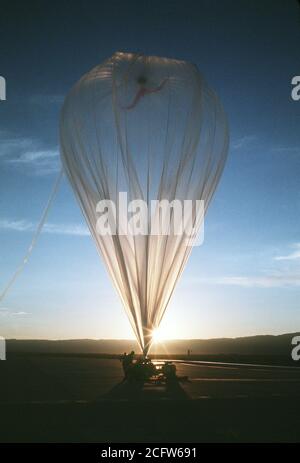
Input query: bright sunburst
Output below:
<box><xmin>152</xmin><ymin>327</ymin><xmax>165</xmax><ymax>343</ymax></box>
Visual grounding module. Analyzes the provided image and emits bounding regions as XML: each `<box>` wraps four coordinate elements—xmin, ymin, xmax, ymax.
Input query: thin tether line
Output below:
<box><xmin>0</xmin><ymin>168</ymin><xmax>64</xmax><ymax>303</ymax></box>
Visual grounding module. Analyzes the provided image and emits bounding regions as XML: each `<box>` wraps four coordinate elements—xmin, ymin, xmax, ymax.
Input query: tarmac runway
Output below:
<box><xmin>0</xmin><ymin>356</ymin><xmax>300</xmax><ymax>442</ymax></box>
<box><xmin>173</xmin><ymin>360</ymin><xmax>300</xmax><ymax>400</ymax></box>
<box><xmin>1</xmin><ymin>356</ymin><xmax>300</xmax><ymax>402</ymax></box>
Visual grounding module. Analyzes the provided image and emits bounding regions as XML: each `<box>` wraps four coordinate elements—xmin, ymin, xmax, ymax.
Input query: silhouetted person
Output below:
<box><xmin>121</xmin><ymin>351</ymin><xmax>135</xmax><ymax>379</ymax></box>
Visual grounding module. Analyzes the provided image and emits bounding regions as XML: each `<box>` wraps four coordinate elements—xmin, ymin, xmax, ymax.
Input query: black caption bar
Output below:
<box><xmin>0</xmin><ymin>443</ymin><xmax>295</xmax><ymax>461</ymax></box>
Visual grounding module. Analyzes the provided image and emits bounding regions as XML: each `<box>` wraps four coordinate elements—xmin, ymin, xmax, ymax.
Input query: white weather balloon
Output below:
<box><xmin>60</xmin><ymin>52</ymin><xmax>228</xmax><ymax>355</ymax></box>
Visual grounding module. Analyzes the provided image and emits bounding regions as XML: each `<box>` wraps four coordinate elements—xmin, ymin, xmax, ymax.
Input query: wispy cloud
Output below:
<box><xmin>231</xmin><ymin>135</ymin><xmax>257</xmax><ymax>150</ymax></box>
<box><xmin>0</xmin><ymin>131</ymin><xmax>60</xmax><ymax>175</ymax></box>
<box><xmin>11</xmin><ymin>311</ymin><xmax>31</xmax><ymax>316</ymax></box>
<box><xmin>271</xmin><ymin>146</ymin><xmax>300</xmax><ymax>154</ymax></box>
<box><xmin>0</xmin><ymin>219</ymin><xmax>33</xmax><ymax>232</ymax></box>
<box><xmin>0</xmin><ymin>218</ymin><xmax>89</xmax><ymax>236</ymax></box>
<box><xmin>198</xmin><ymin>274</ymin><xmax>300</xmax><ymax>288</ymax></box>
<box><xmin>43</xmin><ymin>223</ymin><xmax>90</xmax><ymax>236</ymax></box>
<box><xmin>275</xmin><ymin>243</ymin><xmax>300</xmax><ymax>261</ymax></box>
<box><xmin>195</xmin><ymin>243</ymin><xmax>300</xmax><ymax>289</ymax></box>
<box><xmin>7</xmin><ymin>149</ymin><xmax>60</xmax><ymax>175</ymax></box>
<box><xmin>0</xmin><ymin>135</ymin><xmax>34</xmax><ymax>158</ymax></box>
<box><xmin>0</xmin><ymin>308</ymin><xmax>31</xmax><ymax>317</ymax></box>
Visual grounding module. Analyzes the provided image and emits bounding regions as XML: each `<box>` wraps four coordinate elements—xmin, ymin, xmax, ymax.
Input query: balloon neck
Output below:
<box><xmin>142</xmin><ymin>348</ymin><xmax>149</xmax><ymax>358</ymax></box>
<box><xmin>142</xmin><ymin>334</ymin><xmax>153</xmax><ymax>358</ymax></box>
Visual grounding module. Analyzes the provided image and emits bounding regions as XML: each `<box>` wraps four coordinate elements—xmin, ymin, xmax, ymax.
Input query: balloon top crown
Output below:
<box><xmin>64</xmin><ymin>51</ymin><xmax>200</xmax><ymax>106</ymax></box>
<box><xmin>112</xmin><ymin>51</ymin><xmax>189</xmax><ymax>65</ymax></box>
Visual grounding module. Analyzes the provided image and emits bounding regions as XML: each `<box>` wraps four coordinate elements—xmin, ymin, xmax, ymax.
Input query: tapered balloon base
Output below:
<box><xmin>142</xmin><ymin>335</ymin><xmax>153</xmax><ymax>358</ymax></box>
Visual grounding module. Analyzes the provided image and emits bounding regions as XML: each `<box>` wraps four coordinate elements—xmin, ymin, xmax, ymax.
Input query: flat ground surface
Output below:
<box><xmin>0</xmin><ymin>356</ymin><xmax>300</xmax><ymax>442</ymax></box>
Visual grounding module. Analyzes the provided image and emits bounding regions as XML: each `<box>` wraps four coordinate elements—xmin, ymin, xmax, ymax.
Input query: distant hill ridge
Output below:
<box><xmin>6</xmin><ymin>332</ymin><xmax>300</xmax><ymax>355</ymax></box>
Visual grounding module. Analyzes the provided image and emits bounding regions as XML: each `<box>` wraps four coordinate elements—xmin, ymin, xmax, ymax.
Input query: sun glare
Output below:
<box><xmin>152</xmin><ymin>328</ymin><xmax>165</xmax><ymax>343</ymax></box>
<box><xmin>152</xmin><ymin>328</ymin><xmax>172</xmax><ymax>344</ymax></box>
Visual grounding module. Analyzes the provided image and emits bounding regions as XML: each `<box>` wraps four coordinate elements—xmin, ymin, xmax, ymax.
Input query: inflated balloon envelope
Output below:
<box><xmin>60</xmin><ymin>52</ymin><xmax>229</xmax><ymax>356</ymax></box>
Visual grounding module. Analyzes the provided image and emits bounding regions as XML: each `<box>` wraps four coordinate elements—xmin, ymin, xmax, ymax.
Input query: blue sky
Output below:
<box><xmin>0</xmin><ymin>0</ymin><xmax>299</xmax><ymax>340</ymax></box>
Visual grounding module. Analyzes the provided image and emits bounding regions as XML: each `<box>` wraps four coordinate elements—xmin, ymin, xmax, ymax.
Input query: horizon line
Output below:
<box><xmin>4</xmin><ymin>331</ymin><xmax>300</xmax><ymax>342</ymax></box>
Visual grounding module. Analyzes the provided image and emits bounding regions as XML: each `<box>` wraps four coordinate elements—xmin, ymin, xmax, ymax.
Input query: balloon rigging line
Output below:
<box><xmin>0</xmin><ymin>168</ymin><xmax>64</xmax><ymax>304</ymax></box>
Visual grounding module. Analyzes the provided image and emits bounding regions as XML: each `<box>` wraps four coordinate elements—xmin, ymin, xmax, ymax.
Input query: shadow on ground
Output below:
<box><xmin>100</xmin><ymin>378</ymin><xmax>189</xmax><ymax>401</ymax></box>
